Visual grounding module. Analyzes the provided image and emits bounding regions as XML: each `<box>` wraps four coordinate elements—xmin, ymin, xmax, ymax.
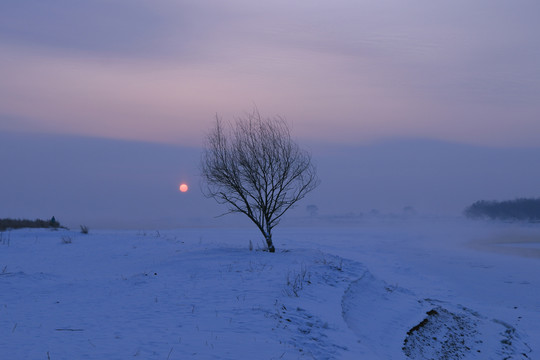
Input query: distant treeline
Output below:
<box><xmin>464</xmin><ymin>198</ymin><xmax>540</xmax><ymax>221</ymax></box>
<box><xmin>0</xmin><ymin>217</ymin><xmax>64</xmax><ymax>231</ymax></box>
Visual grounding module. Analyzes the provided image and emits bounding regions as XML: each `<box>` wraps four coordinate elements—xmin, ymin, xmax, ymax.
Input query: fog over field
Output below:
<box><xmin>2</xmin><ymin>132</ymin><xmax>540</xmax><ymax>229</ymax></box>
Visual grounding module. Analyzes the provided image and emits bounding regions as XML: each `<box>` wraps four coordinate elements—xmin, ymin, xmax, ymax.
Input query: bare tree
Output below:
<box><xmin>201</xmin><ymin>110</ymin><xmax>319</xmax><ymax>252</ymax></box>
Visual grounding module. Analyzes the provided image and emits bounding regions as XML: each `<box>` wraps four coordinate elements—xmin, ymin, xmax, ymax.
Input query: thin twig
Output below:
<box><xmin>167</xmin><ymin>347</ymin><xmax>174</xmax><ymax>360</ymax></box>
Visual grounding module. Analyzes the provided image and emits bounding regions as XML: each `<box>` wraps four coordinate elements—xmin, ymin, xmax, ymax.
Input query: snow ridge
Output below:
<box><xmin>341</xmin><ymin>272</ymin><xmax>533</xmax><ymax>359</ymax></box>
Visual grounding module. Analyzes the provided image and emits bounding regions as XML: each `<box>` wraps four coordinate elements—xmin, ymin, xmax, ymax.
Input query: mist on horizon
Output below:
<box><xmin>1</xmin><ymin>131</ymin><xmax>539</xmax><ymax>229</ymax></box>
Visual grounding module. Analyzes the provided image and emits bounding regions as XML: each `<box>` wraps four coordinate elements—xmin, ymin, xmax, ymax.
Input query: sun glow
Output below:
<box><xmin>179</xmin><ymin>183</ymin><xmax>189</xmax><ymax>192</ymax></box>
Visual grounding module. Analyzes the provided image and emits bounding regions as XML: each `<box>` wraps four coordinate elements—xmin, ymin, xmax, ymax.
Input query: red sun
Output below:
<box><xmin>179</xmin><ymin>183</ymin><xmax>189</xmax><ymax>192</ymax></box>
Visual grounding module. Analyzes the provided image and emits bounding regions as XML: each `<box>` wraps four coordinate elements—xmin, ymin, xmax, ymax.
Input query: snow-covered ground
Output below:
<box><xmin>0</xmin><ymin>218</ymin><xmax>538</xmax><ymax>359</ymax></box>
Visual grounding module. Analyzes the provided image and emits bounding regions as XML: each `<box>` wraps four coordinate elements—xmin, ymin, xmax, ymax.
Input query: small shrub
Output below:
<box><xmin>49</xmin><ymin>216</ymin><xmax>59</xmax><ymax>228</ymax></box>
<box><xmin>80</xmin><ymin>225</ymin><xmax>89</xmax><ymax>234</ymax></box>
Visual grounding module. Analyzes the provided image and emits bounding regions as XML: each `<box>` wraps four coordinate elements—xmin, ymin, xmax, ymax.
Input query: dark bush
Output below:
<box><xmin>0</xmin><ymin>217</ymin><xmax>65</xmax><ymax>231</ymax></box>
<box><xmin>464</xmin><ymin>198</ymin><xmax>540</xmax><ymax>221</ymax></box>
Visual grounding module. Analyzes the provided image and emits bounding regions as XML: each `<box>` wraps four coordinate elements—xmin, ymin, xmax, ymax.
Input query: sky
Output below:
<box><xmin>1</xmin><ymin>1</ymin><xmax>540</xmax><ymax>229</ymax></box>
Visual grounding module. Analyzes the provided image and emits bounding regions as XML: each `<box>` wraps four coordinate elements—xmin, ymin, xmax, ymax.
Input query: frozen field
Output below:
<box><xmin>0</xmin><ymin>218</ymin><xmax>538</xmax><ymax>359</ymax></box>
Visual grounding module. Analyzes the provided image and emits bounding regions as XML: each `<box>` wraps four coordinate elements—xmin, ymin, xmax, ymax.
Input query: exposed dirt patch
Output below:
<box><xmin>403</xmin><ymin>306</ymin><xmax>479</xmax><ymax>359</ymax></box>
<box><xmin>403</xmin><ymin>304</ymin><xmax>532</xmax><ymax>359</ymax></box>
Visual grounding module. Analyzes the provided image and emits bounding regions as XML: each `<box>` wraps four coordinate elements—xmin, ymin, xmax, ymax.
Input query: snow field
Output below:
<box><xmin>0</xmin><ymin>219</ymin><xmax>538</xmax><ymax>359</ymax></box>
<box><xmin>0</xmin><ymin>229</ymin><xmax>365</xmax><ymax>359</ymax></box>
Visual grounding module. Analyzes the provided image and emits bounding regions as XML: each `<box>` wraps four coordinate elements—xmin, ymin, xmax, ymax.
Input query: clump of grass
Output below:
<box><xmin>80</xmin><ymin>225</ymin><xmax>89</xmax><ymax>234</ymax></box>
<box><xmin>0</xmin><ymin>231</ymin><xmax>8</xmax><ymax>246</ymax></box>
<box><xmin>285</xmin><ymin>265</ymin><xmax>311</xmax><ymax>297</ymax></box>
<box><xmin>61</xmin><ymin>236</ymin><xmax>72</xmax><ymax>244</ymax></box>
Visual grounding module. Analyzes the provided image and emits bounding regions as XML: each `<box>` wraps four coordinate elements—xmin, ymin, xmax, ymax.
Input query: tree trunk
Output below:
<box><xmin>265</xmin><ymin>233</ymin><xmax>275</xmax><ymax>253</ymax></box>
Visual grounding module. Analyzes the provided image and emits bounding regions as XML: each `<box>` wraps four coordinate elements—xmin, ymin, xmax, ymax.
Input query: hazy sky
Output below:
<box><xmin>2</xmin><ymin>0</ymin><xmax>539</xmax><ymax>146</ymax></box>
<box><xmin>1</xmin><ymin>1</ymin><xmax>539</xmax><ymax>228</ymax></box>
